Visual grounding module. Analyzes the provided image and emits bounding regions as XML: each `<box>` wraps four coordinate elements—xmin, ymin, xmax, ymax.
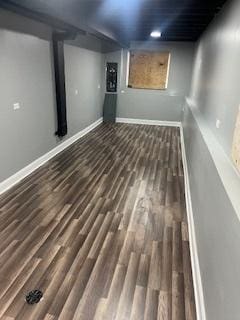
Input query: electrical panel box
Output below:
<box><xmin>106</xmin><ymin>62</ymin><xmax>118</xmax><ymax>93</ymax></box>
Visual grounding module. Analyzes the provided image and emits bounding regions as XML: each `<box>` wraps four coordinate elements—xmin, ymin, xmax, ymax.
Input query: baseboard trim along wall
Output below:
<box><xmin>117</xmin><ymin>116</ymin><xmax>206</xmax><ymax>319</ymax></box>
<box><xmin>180</xmin><ymin>124</ymin><xmax>206</xmax><ymax>320</ymax></box>
<box><xmin>0</xmin><ymin>116</ymin><xmax>205</xmax><ymax>320</ymax></box>
<box><xmin>0</xmin><ymin>117</ymin><xmax>103</xmax><ymax>195</ymax></box>
<box><xmin>116</xmin><ymin>117</ymin><xmax>181</xmax><ymax>127</ymax></box>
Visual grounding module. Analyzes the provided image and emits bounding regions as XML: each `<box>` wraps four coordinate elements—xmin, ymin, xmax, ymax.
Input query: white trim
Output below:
<box><xmin>165</xmin><ymin>52</ymin><xmax>171</xmax><ymax>89</ymax></box>
<box><xmin>0</xmin><ymin>117</ymin><xmax>103</xmax><ymax>195</ymax></box>
<box><xmin>186</xmin><ymin>97</ymin><xmax>240</xmax><ymax>221</ymax></box>
<box><xmin>118</xmin><ymin>117</ymin><xmax>205</xmax><ymax>319</ymax></box>
<box><xmin>0</xmin><ymin>115</ymin><xmax>205</xmax><ymax>320</ymax></box>
<box><xmin>116</xmin><ymin>117</ymin><xmax>181</xmax><ymax>127</ymax></box>
<box><xmin>180</xmin><ymin>124</ymin><xmax>206</xmax><ymax>320</ymax></box>
<box><xmin>126</xmin><ymin>50</ymin><xmax>130</xmax><ymax>87</ymax></box>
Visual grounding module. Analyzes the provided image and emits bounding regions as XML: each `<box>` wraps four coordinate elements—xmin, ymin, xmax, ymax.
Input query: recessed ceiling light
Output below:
<box><xmin>150</xmin><ymin>30</ymin><xmax>162</xmax><ymax>38</ymax></box>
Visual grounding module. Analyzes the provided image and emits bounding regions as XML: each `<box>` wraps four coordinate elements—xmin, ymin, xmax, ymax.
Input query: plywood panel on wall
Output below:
<box><xmin>128</xmin><ymin>51</ymin><xmax>170</xmax><ymax>90</ymax></box>
<box><xmin>232</xmin><ymin>107</ymin><xmax>240</xmax><ymax>172</ymax></box>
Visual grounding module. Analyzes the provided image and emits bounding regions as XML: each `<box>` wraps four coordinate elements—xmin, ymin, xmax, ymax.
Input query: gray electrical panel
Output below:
<box><xmin>106</xmin><ymin>62</ymin><xmax>118</xmax><ymax>93</ymax></box>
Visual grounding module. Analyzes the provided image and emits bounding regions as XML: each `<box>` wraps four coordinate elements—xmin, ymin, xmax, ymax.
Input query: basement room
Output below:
<box><xmin>0</xmin><ymin>0</ymin><xmax>239</xmax><ymax>319</ymax></box>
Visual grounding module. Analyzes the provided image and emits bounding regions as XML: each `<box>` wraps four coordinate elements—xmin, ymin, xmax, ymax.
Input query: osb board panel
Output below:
<box><xmin>232</xmin><ymin>107</ymin><xmax>240</xmax><ymax>172</ymax></box>
<box><xmin>128</xmin><ymin>51</ymin><xmax>170</xmax><ymax>90</ymax></box>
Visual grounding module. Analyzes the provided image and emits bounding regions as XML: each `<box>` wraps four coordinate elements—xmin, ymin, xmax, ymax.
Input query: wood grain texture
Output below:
<box><xmin>0</xmin><ymin>123</ymin><xmax>196</xmax><ymax>320</ymax></box>
<box><xmin>232</xmin><ymin>106</ymin><xmax>240</xmax><ymax>172</ymax></box>
<box><xmin>128</xmin><ymin>51</ymin><xmax>170</xmax><ymax>90</ymax></box>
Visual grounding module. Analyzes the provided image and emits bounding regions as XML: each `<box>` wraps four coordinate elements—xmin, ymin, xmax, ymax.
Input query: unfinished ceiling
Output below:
<box><xmin>0</xmin><ymin>0</ymin><xmax>228</xmax><ymax>45</ymax></box>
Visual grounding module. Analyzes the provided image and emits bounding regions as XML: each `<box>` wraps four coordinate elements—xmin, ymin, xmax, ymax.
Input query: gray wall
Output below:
<box><xmin>0</xmin><ymin>9</ymin><xmax>104</xmax><ymax>183</ymax></box>
<box><xmin>190</xmin><ymin>0</ymin><xmax>240</xmax><ymax>156</ymax></box>
<box><xmin>65</xmin><ymin>44</ymin><xmax>103</xmax><ymax>137</ymax></box>
<box><xmin>104</xmin><ymin>41</ymin><xmax>194</xmax><ymax>121</ymax></box>
<box><xmin>183</xmin><ymin>105</ymin><xmax>240</xmax><ymax>320</ymax></box>
<box><xmin>183</xmin><ymin>0</ymin><xmax>240</xmax><ymax>319</ymax></box>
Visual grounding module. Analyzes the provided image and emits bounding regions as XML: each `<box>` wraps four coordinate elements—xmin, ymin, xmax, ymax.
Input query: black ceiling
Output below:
<box><xmin>0</xmin><ymin>0</ymin><xmax>228</xmax><ymax>45</ymax></box>
<box><xmin>89</xmin><ymin>0</ymin><xmax>229</xmax><ymax>43</ymax></box>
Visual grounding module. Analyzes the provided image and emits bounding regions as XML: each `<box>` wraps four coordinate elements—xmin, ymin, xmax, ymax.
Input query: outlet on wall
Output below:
<box><xmin>216</xmin><ymin>119</ymin><xmax>221</xmax><ymax>129</ymax></box>
<box><xmin>98</xmin><ymin>84</ymin><xmax>101</xmax><ymax>89</ymax></box>
<box><xmin>75</xmin><ymin>89</ymin><xmax>78</xmax><ymax>95</ymax></box>
<box><xmin>13</xmin><ymin>103</ymin><xmax>20</xmax><ymax>110</ymax></box>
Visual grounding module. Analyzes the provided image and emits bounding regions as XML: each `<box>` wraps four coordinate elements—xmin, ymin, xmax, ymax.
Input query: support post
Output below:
<box><xmin>52</xmin><ymin>31</ymin><xmax>76</xmax><ymax>137</ymax></box>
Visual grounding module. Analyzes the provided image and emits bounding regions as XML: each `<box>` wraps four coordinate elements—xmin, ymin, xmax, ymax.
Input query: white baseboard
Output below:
<box><xmin>117</xmin><ymin>115</ymin><xmax>205</xmax><ymax>320</ymax></box>
<box><xmin>180</xmin><ymin>124</ymin><xmax>206</xmax><ymax>320</ymax></box>
<box><xmin>120</xmin><ymin>114</ymin><xmax>206</xmax><ymax>319</ymax></box>
<box><xmin>0</xmin><ymin>115</ymin><xmax>205</xmax><ymax>320</ymax></box>
<box><xmin>116</xmin><ymin>117</ymin><xmax>181</xmax><ymax>127</ymax></box>
<box><xmin>0</xmin><ymin>117</ymin><xmax>103</xmax><ymax>195</ymax></box>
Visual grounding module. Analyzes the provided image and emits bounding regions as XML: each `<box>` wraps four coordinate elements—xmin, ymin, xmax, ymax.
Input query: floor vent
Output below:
<box><xmin>26</xmin><ymin>290</ymin><xmax>43</xmax><ymax>305</ymax></box>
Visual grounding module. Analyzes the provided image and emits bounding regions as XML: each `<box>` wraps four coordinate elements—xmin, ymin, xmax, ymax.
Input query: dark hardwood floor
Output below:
<box><xmin>0</xmin><ymin>123</ymin><xmax>196</xmax><ymax>320</ymax></box>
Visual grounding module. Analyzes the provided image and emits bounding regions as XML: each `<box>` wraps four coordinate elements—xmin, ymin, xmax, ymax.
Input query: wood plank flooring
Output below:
<box><xmin>0</xmin><ymin>123</ymin><xmax>196</xmax><ymax>320</ymax></box>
